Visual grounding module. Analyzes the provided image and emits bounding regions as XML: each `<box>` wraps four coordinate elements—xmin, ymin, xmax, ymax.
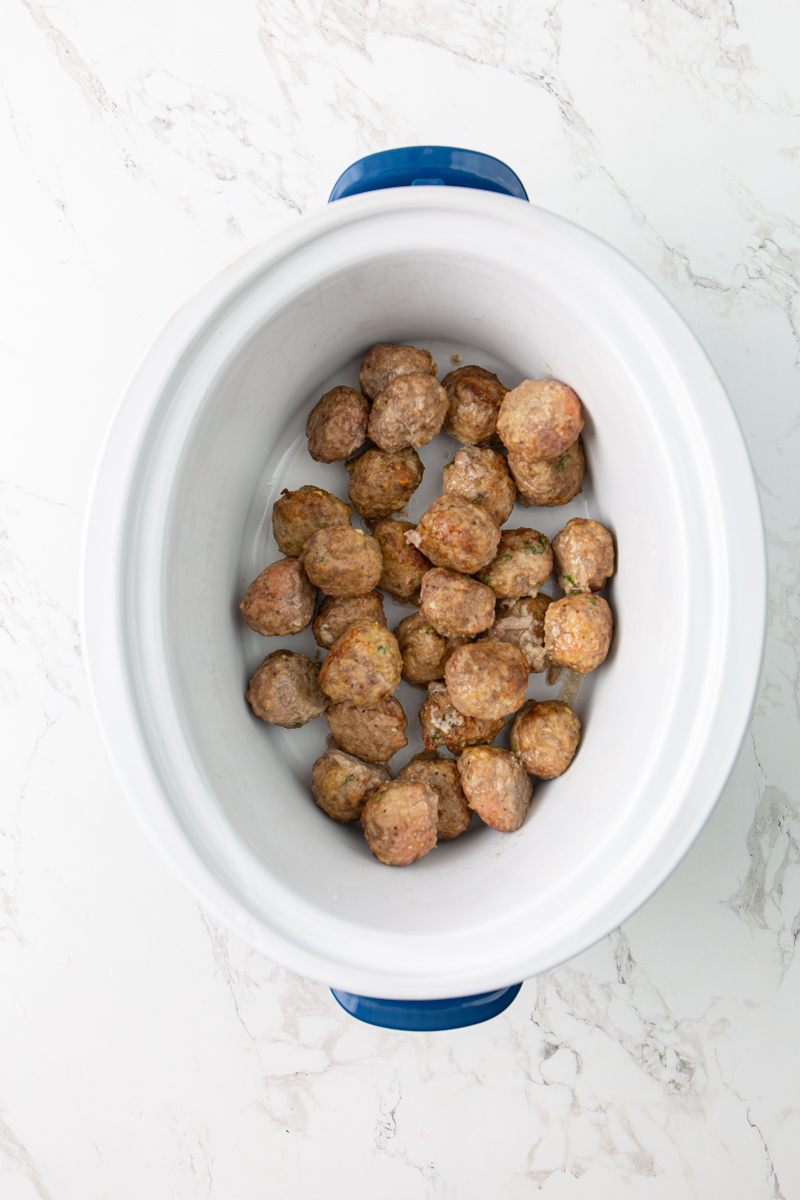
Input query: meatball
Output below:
<box><xmin>361</xmin><ymin>780</ymin><xmax>438</xmax><ymax>866</ymax></box>
<box><xmin>419</xmin><ymin>568</ymin><xmax>496</xmax><ymax>639</ymax></box>
<box><xmin>397</xmin><ymin>754</ymin><xmax>472</xmax><ymax>841</ymax></box>
<box><xmin>510</xmin><ymin>699</ymin><xmax>581</xmax><ymax>779</ymax></box>
<box><xmin>367</xmin><ymin>374</ymin><xmax>449</xmax><ymax>452</ymax></box>
<box><xmin>441</xmin><ymin>364</ymin><xmax>507</xmax><ymax>445</ymax></box>
<box><xmin>346</xmin><ymin>447</ymin><xmax>424</xmax><ymax>519</ymax></box>
<box><xmin>326</xmin><ymin>696</ymin><xmax>408</xmax><ymax>763</ymax></box>
<box><xmin>444</xmin><ymin>640</ymin><xmax>529</xmax><ymax>720</ymax></box>
<box><xmin>246</xmin><ymin>650</ymin><xmax>328</xmax><ymax>727</ymax></box>
<box><xmin>552</xmin><ymin>518</ymin><xmax>615</xmax><ymax>594</ymax></box>
<box><xmin>272</xmin><ymin>485</ymin><xmax>352</xmax><ymax>558</ymax></box>
<box><xmin>407</xmin><ymin>494</ymin><xmax>501</xmax><ymax>574</ymax></box>
<box><xmin>311</xmin><ymin>749</ymin><xmax>390</xmax><ymax>823</ymax></box>
<box><xmin>497</xmin><ymin>379</ymin><xmax>584</xmax><ymax>462</ymax></box>
<box><xmin>394</xmin><ymin>611</ymin><xmax>465</xmax><ymax>687</ymax></box>
<box><xmin>359</xmin><ymin>343</ymin><xmax>437</xmax><ymax>401</ymax></box>
<box><xmin>544</xmin><ymin>594</ymin><xmax>613</xmax><ymax>673</ymax></box>
<box><xmin>419</xmin><ymin>681</ymin><xmax>504</xmax><ymax>755</ymax></box>
<box><xmin>485</xmin><ymin>594</ymin><xmax>552</xmax><ymax>673</ymax></box>
<box><xmin>457</xmin><ymin>746</ymin><xmax>533</xmax><ymax>833</ymax></box>
<box><xmin>478</xmin><ymin>528</ymin><xmax>553</xmax><ymax>599</ymax></box>
<box><xmin>318</xmin><ymin>620</ymin><xmax>402</xmax><ymax>708</ymax></box>
<box><xmin>508</xmin><ymin>439</ymin><xmax>585</xmax><ymax>508</ymax></box>
<box><xmin>239</xmin><ymin>557</ymin><xmax>315</xmax><ymax>637</ymax></box>
<box><xmin>302</xmin><ymin>526</ymin><xmax>382</xmax><ymax>598</ymax></box>
<box><xmin>312</xmin><ymin>592</ymin><xmax>386</xmax><ymax>649</ymax></box>
<box><xmin>374</xmin><ymin>518</ymin><xmax>432</xmax><ymax>601</ymax></box>
<box><xmin>443</xmin><ymin>446</ymin><xmax>516</xmax><ymax>525</ymax></box>
<box><xmin>306</xmin><ymin>386</ymin><xmax>369</xmax><ymax>463</ymax></box>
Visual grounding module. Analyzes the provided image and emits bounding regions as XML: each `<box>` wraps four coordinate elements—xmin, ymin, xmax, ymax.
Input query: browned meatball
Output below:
<box><xmin>510</xmin><ymin>699</ymin><xmax>581</xmax><ymax>779</ymax></box>
<box><xmin>419</xmin><ymin>681</ymin><xmax>504</xmax><ymax>755</ymax></box>
<box><xmin>394</xmin><ymin>611</ymin><xmax>465</xmax><ymax>686</ymax></box>
<box><xmin>306</xmin><ymin>386</ymin><xmax>369</xmax><ymax>463</ymax></box>
<box><xmin>544</xmin><ymin>594</ymin><xmax>613</xmax><ymax>673</ymax></box>
<box><xmin>441</xmin><ymin>364</ymin><xmax>507</xmax><ymax>445</ymax></box>
<box><xmin>361</xmin><ymin>780</ymin><xmax>438</xmax><ymax>866</ymax></box>
<box><xmin>373</xmin><ymin>518</ymin><xmax>432</xmax><ymax>601</ymax></box>
<box><xmin>318</xmin><ymin>620</ymin><xmax>402</xmax><ymax>708</ymax></box>
<box><xmin>312</xmin><ymin>592</ymin><xmax>386</xmax><ymax>649</ymax></box>
<box><xmin>326</xmin><ymin>696</ymin><xmax>408</xmax><ymax>763</ymax></box>
<box><xmin>444</xmin><ymin>641</ymin><xmax>529</xmax><ymax>720</ymax></box>
<box><xmin>508</xmin><ymin>439</ymin><xmax>585</xmax><ymax>508</ymax></box>
<box><xmin>272</xmin><ymin>485</ymin><xmax>352</xmax><ymax>558</ymax></box>
<box><xmin>406</xmin><ymin>495</ymin><xmax>501</xmax><ymax>574</ymax></box>
<box><xmin>246</xmin><ymin>650</ymin><xmax>328</xmax><ymax>727</ymax></box>
<box><xmin>367</xmin><ymin>374</ymin><xmax>449</xmax><ymax>452</ymax></box>
<box><xmin>311</xmin><ymin>749</ymin><xmax>390</xmax><ymax>823</ymax></box>
<box><xmin>443</xmin><ymin>446</ymin><xmax>516</xmax><ymax>525</ymax></box>
<box><xmin>419</xmin><ymin>568</ymin><xmax>495</xmax><ymax>638</ymax></box>
<box><xmin>397</xmin><ymin>754</ymin><xmax>472</xmax><ymax>841</ymax></box>
<box><xmin>359</xmin><ymin>343</ymin><xmax>438</xmax><ymax>401</ymax></box>
<box><xmin>302</xmin><ymin>526</ymin><xmax>382</xmax><ymax>598</ymax></box>
<box><xmin>497</xmin><ymin>380</ymin><xmax>584</xmax><ymax>462</ymax></box>
<box><xmin>552</xmin><ymin>518</ymin><xmax>615</xmax><ymax>594</ymax></box>
<box><xmin>346</xmin><ymin>447</ymin><xmax>425</xmax><ymax>519</ymax></box>
<box><xmin>478</xmin><ymin>528</ymin><xmax>553</xmax><ymax>599</ymax></box>
<box><xmin>485</xmin><ymin>594</ymin><xmax>552</xmax><ymax>673</ymax></box>
<box><xmin>457</xmin><ymin>746</ymin><xmax>533</xmax><ymax>833</ymax></box>
<box><xmin>239</xmin><ymin>557</ymin><xmax>315</xmax><ymax>637</ymax></box>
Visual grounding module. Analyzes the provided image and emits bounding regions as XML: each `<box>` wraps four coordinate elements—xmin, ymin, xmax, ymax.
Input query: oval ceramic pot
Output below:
<box><xmin>82</xmin><ymin>157</ymin><xmax>765</xmax><ymax>1012</ymax></box>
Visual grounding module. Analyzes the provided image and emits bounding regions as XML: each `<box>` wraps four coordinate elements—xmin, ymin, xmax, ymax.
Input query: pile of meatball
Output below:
<box><xmin>239</xmin><ymin>344</ymin><xmax>615</xmax><ymax>866</ymax></box>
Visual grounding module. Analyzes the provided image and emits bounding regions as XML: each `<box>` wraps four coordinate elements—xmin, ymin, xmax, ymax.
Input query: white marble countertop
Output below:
<box><xmin>2</xmin><ymin>1</ymin><xmax>798</xmax><ymax>1196</ymax></box>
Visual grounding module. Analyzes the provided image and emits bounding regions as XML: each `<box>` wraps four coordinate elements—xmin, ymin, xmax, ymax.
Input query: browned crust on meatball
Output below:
<box><xmin>544</xmin><ymin>594</ymin><xmax>613</xmax><ymax>673</ymax></box>
<box><xmin>373</xmin><ymin>518</ymin><xmax>432</xmax><ymax>601</ymax></box>
<box><xmin>326</xmin><ymin>696</ymin><xmax>408</xmax><ymax>763</ymax></box>
<box><xmin>419</xmin><ymin>568</ymin><xmax>496</xmax><ymax>639</ymax></box>
<box><xmin>311</xmin><ymin>750</ymin><xmax>390</xmax><ymax>823</ymax></box>
<box><xmin>367</xmin><ymin>374</ymin><xmax>449</xmax><ymax>452</ymax></box>
<box><xmin>361</xmin><ymin>780</ymin><xmax>438</xmax><ymax>866</ymax></box>
<box><xmin>485</xmin><ymin>594</ymin><xmax>552</xmax><ymax>673</ymax></box>
<box><xmin>510</xmin><ymin>699</ymin><xmax>581</xmax><ymax>779</ymax></box>
<box><xmin>394</xmin><ymin>611</ymin><xmax>465</xmax><ymax>686</ymax></box>
<box><xmin>359</xmin><ymin>343</ymin><xmax>437</xmax><ymax>401</ymax></box>
<box><xmin>239</xmin><ymin>557</ymin><xmax>315</xmax><ymax>637</ymax></box>
<box><xmin>443</xmin><ymin>446</ymin><xmax>516</xmax><ymax>525</ymax></box>
<box><xmin>419</xmin><ymin>681</ymin><xmax>504</xmax><ymax>755</ymax></box>
<box><xmin>397</xmin><ymin>753</ymin><xmax>472</xmax><ymax>840</ymax></box>
<box><xmin>346</xmin><ymin>447</ymin><xmax>425</xmax><ymax>519</ymax></box>
<box><xmin>306</xmin><ymin>386</ymin><xmax>369</xmax><ymax>463</ymax></box>
<box><xmin>272</xmin><ymin>485</ymin><xmax>352</xmax><ymax>558</ymax></box>
<box><xmin>444</xmin><ymin>641</ymin><xmax>529</xmax><ymax>720</ymax></box>
<box><xmin>457</xmin><ymin>746</ymin><xmax>533</xmax><ymax>833</ymax></box>
<box><xmin>408</xmin><ymin>494</ymin><xmax>501</xmax><ymax>574</ymax></box>
<box><xmin>318</xmin><ymin>620</ymin><xmax>402</xmax><ymax>708</ymax></box>
<box><xmin>507</xmin><ymin>439</ymin><xmax>585</xmax><ymax>508</ymax></box>
<box><xmin>497</xmin><ymin>380</ymin><xmax>584</xmax><ymax>462</ymax></box>
<box><xmin>478</xmin><ymin>528</ymin><xmax>553</xmax><ymax>599</ymax></box>
<box><xmin>246</xmin><ymin>650</ymin><xmax>328</xmax><ymax>727</ymax></box>
<box><xmin>312</xmin><ymin>592</ymin><xmax>386</xmax><ymax>649</ymax></box>
<box><xmin>552</xmin><ymin>518</ymin><xmax>615</xmax><ymax>594</ymax></box>
<box><xmin>441</xmin><ymin>365</ymin><xmax>507</xmax><ymax>445</ymax></box>
<box><xmin>302</xmin><ymin>526</ymin><xmax>382</xmax><ymax>598</ymax></box>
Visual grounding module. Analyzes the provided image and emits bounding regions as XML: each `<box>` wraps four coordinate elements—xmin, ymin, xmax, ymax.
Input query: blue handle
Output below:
<box><xmin>331</xmin><ymin>983</ymin><xmax>522</xmax><ymax>1031</ymax></box>
<box><xmin>328</xmin><ymin>145</ymin><xmax>528</xmax><ymax>202</ymax></box>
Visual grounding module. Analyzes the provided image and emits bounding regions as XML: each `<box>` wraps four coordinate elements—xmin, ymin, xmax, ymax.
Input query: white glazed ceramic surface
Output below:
<box><xmin>83</xmin><ymin>186</ymin><xmax>764</xmax><ymax>1000</ymax></box>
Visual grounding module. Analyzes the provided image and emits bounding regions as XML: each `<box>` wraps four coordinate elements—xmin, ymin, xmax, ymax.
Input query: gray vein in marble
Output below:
<box><xmin>19</xmin><ymin>0</ymin><xmax>124</xmax><ymax>123</ymax></box>
<box><xmin>746</xmin><ymin>1109</ymin><xmax>787</xmax><ymax>1200</ymax></box>
<box><xmin>0</xmin><ymin>1112</ymin><xmax>55</xmax><ymax>1200</ymax></box>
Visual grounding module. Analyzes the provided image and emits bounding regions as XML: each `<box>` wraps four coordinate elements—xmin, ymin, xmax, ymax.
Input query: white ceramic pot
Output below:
<box><xmin>82</xmin><ymin>180</ymin><xmax>765</xmax><ymax>1003</ymax></box>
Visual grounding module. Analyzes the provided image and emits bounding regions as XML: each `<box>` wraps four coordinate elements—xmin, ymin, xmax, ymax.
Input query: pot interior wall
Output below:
<box><xmin>159</xmin><ymin>245</ymin><xmax>692</xmax><ymax>940</ymax></box>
